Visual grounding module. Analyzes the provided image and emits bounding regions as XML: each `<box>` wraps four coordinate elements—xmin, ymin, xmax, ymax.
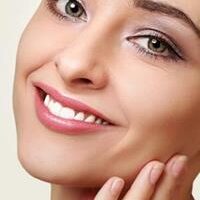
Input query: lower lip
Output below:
<box><xmin>34</xmin><ymin>87</ymin><xmax>112</xmax><ymax>135</ymax></box>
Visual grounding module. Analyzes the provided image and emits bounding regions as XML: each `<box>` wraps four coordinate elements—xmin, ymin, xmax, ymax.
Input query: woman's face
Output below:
<box><xmin>13</xmin><ymin>0</ymin><xmax>200</xmax><ymax>187</ymax></box>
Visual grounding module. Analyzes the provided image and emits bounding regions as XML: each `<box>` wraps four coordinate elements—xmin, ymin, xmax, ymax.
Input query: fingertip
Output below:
<box><xmin>94</xmin><ymin>177</ymin><xmax>125</xmax><ymax>200</ymax></box>
<box><xmin>149</xmin><ymin>162</ymin><xmax>165</xmax><ymax>184</ymax></box>
<box><xmin>110</xmin><ymin>177</ymin><xmax>125</xmax><ymax>197</ymax></box>
<box><xmin>171</xmin><ymin>156</ymin><xmax>188</xmax><ymax>177</ymax></box>
<box><xmin>166</xmin><ymin>155</ymin><xmax>188</xmax><ymax>177</ymax></box>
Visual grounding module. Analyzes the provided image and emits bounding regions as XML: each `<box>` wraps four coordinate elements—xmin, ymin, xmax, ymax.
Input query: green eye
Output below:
<box><xmin>148</xmin><ymin>37</ymin><xmax>167</xmax><ymax>53</ymax></box>
<box><xmin>65</xmin><ymin>0</ymin><xmax>84</xmax><ymax>18</ymax></box>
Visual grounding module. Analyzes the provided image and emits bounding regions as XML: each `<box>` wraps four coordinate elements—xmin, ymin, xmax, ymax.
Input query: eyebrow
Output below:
<box><xmin>133</xmin><ymin>0</ymin><xmax>200</xmax><ymax>38</ymax></box>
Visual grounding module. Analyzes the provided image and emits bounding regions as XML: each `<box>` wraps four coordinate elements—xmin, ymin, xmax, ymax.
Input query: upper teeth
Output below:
<box><xmin>43</xmin><ymin>94</ymin><xmax>109</xmax><ymax>125</ymax></box>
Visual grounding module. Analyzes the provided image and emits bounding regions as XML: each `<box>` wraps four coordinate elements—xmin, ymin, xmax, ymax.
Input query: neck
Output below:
<box><xmin>51</xmin><ymin>184</ymin><xmax>99</xmax><ymax>200</ymax></box>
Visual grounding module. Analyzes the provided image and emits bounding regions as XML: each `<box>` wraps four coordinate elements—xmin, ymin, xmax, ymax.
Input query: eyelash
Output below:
<box><xmin>127</xmin><ymin>31</ymin><xmax>184</xmax><ymax>63</ymax></box>
<box><xmin>45</xmin><ymin>0</ymin><xmax>184</xmax><ymax>63</ymax></box>
<box><xmin>46</xmin><ymin>0</ymin><xmax>86</xmax><ymax>22</ymax></box>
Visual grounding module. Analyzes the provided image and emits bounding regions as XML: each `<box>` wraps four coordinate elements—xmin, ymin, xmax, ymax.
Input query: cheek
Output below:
<box><xmin>15</xmin><ymin>6</ymin><xmax>78</xmax><ymax>80</ymax></box>
<box><xmin>113</xmin><ymin>58</ymin><xmax>200</xmax><ymax>155</ymax></box>
<box><xmin>16</xmin><ymin>25</ymin><xmax>57</xmax><ymax>79</ymax></box>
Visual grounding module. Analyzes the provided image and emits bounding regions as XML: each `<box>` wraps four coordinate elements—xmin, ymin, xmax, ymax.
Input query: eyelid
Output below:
<box><xmin>46</xmin><ymin>0</ymin><xmax>87</xmax><ymax>22</ymax></box>
<box><xmin>134</xmin><ymin>34</ymin><xmax>177</xmax><ymax>56</ymax></box>
<box><xmin>134</xmin><ymin>28</ymin><xmax>184</xmax><ymax>56</ymax></box>
<box><xmin>128</xmin><ymin>28</ymin><xmax>184</xmax><ymax>59</ymax></box>
<box><xmin>77</xmin><ymin>0</ymin><xmax>87</xmax><ymax>10</ymax></box>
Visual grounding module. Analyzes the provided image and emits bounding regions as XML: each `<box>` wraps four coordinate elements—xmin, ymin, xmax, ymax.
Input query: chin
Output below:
<box><xmin>17</xmin><ymin>137</ymin><xmax>114</xmax><ymax>188</ymax></box>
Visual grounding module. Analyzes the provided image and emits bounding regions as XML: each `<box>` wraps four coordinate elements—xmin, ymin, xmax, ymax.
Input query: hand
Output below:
<box><xmin>94</xmin><ymin>154</ymin><xmax>191</xmax><ymax>200</ymax></box>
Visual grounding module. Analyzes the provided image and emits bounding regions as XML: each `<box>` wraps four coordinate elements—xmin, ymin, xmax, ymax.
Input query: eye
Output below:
<box><xmin>148</xmin><ymin>37</ymin><xmax>167</xmax><ymax>53</ymax></box>
<box><xmin>46</xmin><ymin>0</ymin><xmax>87</xmax><ymax>22</ymax></box>
<box><xmin>134</xmin><ymin>36</ymin><xmax>170</xmax><ymax>56</ymax></box>
<box><xmin>127</xmin><ymin>29</ymin><xmax>184</xmax><ymax>62</ymax></box>
<box><xmin>64</xmin><ymin>0</ymin><xmax>84</xmax><ymax>18</ymax></box>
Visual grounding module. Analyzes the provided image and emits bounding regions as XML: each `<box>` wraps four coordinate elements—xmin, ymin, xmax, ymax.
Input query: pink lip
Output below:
<box><xmin>33</xmin><ymin>82</ymin><xmax>116</xmax><ymax>134</ymax></box>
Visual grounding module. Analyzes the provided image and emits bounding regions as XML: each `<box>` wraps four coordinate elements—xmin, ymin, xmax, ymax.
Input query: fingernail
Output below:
<box><xmin>149</xmin><ymin>163</ymin><xmax>165</xmax><ymax>185</ymax></box>
<box><xmin>171</xmin><ymin>156</ymin><xmax>188</xmax><ymax>177</ymax></box>
<box><xmin>110</xmin><ymin>177</ymin><xmax>125</xmax><ymax>196</ymax></box>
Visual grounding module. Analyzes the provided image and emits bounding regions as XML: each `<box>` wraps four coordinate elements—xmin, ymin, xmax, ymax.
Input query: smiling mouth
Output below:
<box><xmin>35</xmin><ymin>82</ymin><xmax>115</xmax><ymax>127</ymax></box>
<box><xmin>40</xmin><ymin>91</ymin><xmax>110</xmax><ymax>125</ymax></box>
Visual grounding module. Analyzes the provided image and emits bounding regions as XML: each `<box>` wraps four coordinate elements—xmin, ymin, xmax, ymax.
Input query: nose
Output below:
<box><xmin>54</xmin><ymin>26</ymin><xmax>111</xmax><ymax>91</ymax></box>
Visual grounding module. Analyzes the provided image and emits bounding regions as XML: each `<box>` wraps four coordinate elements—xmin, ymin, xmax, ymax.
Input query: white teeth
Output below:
<box><xmin>84</xmin><ymin>115</ymin><xmax>96</xmax><ymax>123</ymax></box>
<box><xmin>59</xmin><ymin>107</ymin><xmax>75</xmax><ymax>119</ymax></box>
<box><xmin>102</xmin><ymin>121</ymin><xmax>109</xmax><ymax>125</ymax></box>
<box><xmin>48</xmin><ymin>99</ymin><xmax>55</xmax><ymax>113</ymax></box>
<box><xmin>43</xmin><ymin>94</ymin><xmax>109</xmax><ymax>125</ymax></box>
<box><xmin>74</xmin><ymin>112</ymin><xmax>85</xmax><ymax>121</ymax></box>
<box><xmin>52</xmin><ymin>102</ymin><xmax>62</xmax><ymax>115</ymax></box>
<box><xmin>95</xmin><ymin>118</ymin><xmax>102</xmax><ymax>124</ymax></box>
<box><xmin>44</xmin><ymin>95</ymin><xmax>50</xmax><ymax>107</ymax></box>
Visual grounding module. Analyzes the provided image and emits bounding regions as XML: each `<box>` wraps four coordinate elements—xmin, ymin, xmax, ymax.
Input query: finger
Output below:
<box><xmin>94</xmin><ymin>177</ymin><xmax>125</xmax><ymax>200</ymax></box>
<box><xmin>152</xmin><ymin>155</ymin><xmax>188</xmax><ymax>200</ymax></box>
<box><xmin>123</xmin><ymin>161</ymin><xmax>165</xmax><ymax>200</ymax></box>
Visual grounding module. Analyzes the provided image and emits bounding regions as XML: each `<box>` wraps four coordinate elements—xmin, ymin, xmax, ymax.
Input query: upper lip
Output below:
<box><xmin>33</xmin><ymin>81</ymin><xmax>116</xmax><ymax>125</ymax></box>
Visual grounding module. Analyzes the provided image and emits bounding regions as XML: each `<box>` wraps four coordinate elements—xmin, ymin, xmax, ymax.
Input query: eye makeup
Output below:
<box><xmin>46</xmin><ymin>0</ymin><xmax>87</xmax><ymax>22</ymax></box>
<box><xmin>44</xmin><ymin>0</ymin><xmax>186</xmax><ymax>63</ymax></box>
<box><xmin>127</xmin><ymin>28</ymin><xmax>185</xmax><ymax>63</ymax></box>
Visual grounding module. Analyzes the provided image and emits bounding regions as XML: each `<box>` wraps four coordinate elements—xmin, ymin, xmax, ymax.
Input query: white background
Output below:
<box><xmin>0</xmin><ymin>0</ymin><xmax>199</xmax><ymax>199</ymax></box>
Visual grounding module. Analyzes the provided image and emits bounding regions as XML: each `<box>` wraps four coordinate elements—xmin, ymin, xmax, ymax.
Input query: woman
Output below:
<box><xmin>13</xmin><ymin>0</ymin><xmax>200</xmax><ymax>199</ymax></box>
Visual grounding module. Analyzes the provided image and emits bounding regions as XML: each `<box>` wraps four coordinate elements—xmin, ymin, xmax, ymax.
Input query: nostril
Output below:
<box><xmin>72</xmin><ymin>78</ymin><xmax>92</xmax><ymax>85</ymax></box>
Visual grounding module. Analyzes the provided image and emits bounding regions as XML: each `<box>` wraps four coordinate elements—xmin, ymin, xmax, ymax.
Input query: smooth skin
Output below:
<box><xmin>50</xmin><ymin>154</ymin><xmax>197</xmax><ymax>200</ymax></box>
<box><xmin>13</xmin><ymin>0</ymin><xmax>200</xmax><ymax>199</ymax></box>
<box><xmin>94</xmin><ymin>155</ymin><xmax>194</xmax><ymax>200</ymax></box>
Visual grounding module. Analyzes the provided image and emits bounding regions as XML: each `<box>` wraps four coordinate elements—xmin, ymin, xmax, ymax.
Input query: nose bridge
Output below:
<box><xmin>65</xmin><ymin>29</ymin><xmax>105</xmax><ymax>64</ymax></box>
<box><xmin>66</xmin><ymin>16</ymin><xmax>119</xmax><ymax>59</ymax></box>
<box><xmin>59</xmin><ymin>5</ymin><xmax>125</xmax><ymax>62</ymax></box>
<box><xmin>55</xmin><ymin>15</ymin><xmax>122</xmax><ymax>89</ymax></box>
